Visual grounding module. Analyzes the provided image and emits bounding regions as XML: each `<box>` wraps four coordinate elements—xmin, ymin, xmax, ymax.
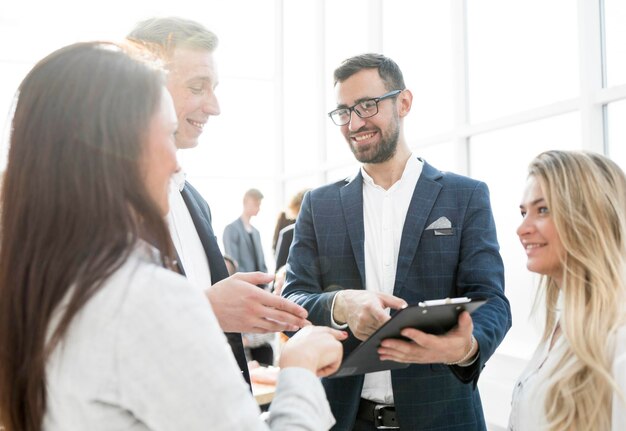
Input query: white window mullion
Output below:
<box><xmin>275</xmin><ymin>0</ymin><xmax>286</xmax><ymax>209</ymax></box>
<box><xmin>578</xmin><ymin>0</ymin><xmax>605</xmax><ymax>153</ymax></box>
<box><xmin>368</xmin><ymin>0</ymin><xmax>383</xmax><ymax>53</ymax></box>
<box><xmin>451</xmin><ymin>0</ymin><xmax>470</xmax><ymax>176</ymax></box>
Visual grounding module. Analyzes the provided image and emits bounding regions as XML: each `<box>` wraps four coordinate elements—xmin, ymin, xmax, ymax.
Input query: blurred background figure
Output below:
<box><xmin>273</xmin><ymin>188</ymin><xmax>310</xmax><ymax>272</ymax></box>
<box><xmin>243</xmin><ymin>331</ymin><xmax>275</xmax><ymax>366</ymax></box>
<box><xmin>223</xmin><ymin>188</ymin><xmax>268</xmax><ymax>274</ymax></box>
<box><xmin>223</xmin><ymin>254</ymin><xmax>238</xmax><ymax>276</ymax></box>
<box><xmin>272</xmin><ymin>265</ymin><xmax>287</xmax><ymax>297</ymax></box>
<box><xmin>223</xmin><ymin>191</ymin><xmax>275</xmax><ymax>365</ymax></box>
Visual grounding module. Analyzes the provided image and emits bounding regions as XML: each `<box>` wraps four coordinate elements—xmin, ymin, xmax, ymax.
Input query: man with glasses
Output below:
<box><xmin>283</xmin><ymin>53</ymin><xmax>511</xmax><ymax>430</ymax></box>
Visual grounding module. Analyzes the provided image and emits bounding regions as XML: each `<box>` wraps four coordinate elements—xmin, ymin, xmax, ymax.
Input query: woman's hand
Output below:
<box><xmin>279</xmin><ymin>326</ymin><xmax>347</xmax><ymax>377</ymax></box>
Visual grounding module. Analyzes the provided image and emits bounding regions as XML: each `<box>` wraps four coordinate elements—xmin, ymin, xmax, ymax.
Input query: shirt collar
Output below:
<box><xmin>360</xmin><ymin>153</ymin><xmax>422</xmax><ymax>189</ymax></box>
<box><xmin>172</xmin><ymin>169</ymin><xmax>187</xmax><ymax>192</ymax></box>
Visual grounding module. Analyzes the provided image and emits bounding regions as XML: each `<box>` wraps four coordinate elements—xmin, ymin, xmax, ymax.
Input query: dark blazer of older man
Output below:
<box><xmin>180</xmin><ymin>182</ymin><xmax>251</xmax><ymax>387</ymax></box>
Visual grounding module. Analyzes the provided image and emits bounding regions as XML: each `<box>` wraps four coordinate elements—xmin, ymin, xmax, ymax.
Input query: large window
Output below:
<box><xmin>607</xmin><ymin>100</ymin><xmax>626</xmax><ymax>171</ymax></box>
<box><xmin>467</xmin><ymin>0</ymin><xmax>579</xmax><ymax>123</ymax></box>
<box><xmin>470</xmin><ymin>113</ymin><xmax>581</xmax><ymax>358</ymax></box>
<box><xmin>604</xmin><ymin>0</ymin><xmax>626</xmax><ymax>87</ymax></box>
<box><xmin>383</xmin><ymin>0</ymin><xmax>454</xmax><ymax>140</ymax></box>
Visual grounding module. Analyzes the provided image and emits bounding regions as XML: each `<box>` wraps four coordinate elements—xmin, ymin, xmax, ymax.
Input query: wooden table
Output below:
<box><xmin>252</xmin><ymin>382</ymin><xmax>276</xmax><ymax>406</ymax></box>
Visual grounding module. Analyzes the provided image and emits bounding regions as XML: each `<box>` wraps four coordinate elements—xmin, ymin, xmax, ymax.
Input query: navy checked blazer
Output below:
<box><xmin>283</xmin><ymin>159</ymin><xmax>511</xmax><ymax>430</ymax></box>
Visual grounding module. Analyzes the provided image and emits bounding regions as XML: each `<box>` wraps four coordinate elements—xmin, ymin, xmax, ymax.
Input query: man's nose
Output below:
<box><xmin>347</xmin><ymin>110</ymin><xmax>365</xmax><ymax>131</ymax></box>
<box><xmin>202</xmin><ymin>93</ymin><xmax>220</xmax><ymax>116</ymax></box>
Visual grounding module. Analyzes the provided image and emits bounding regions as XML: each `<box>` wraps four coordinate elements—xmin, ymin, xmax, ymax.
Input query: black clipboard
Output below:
<box><xmin>328</xmin><ymin>297</ymin><xmax>487</xmax><ymax>378</ymax></box>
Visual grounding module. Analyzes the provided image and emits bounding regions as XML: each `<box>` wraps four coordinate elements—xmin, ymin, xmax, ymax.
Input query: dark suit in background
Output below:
<box><xmin>283</xmin><ymin>160</ymin><xmax>511</xmax><ymax>430</ymax></box>
<box><xmin>274</xmin><ymin>223</ymin><xmax>295</xmax><ymax>271</ymax></box>
<box><xmin>180</xmin><ymin>182</ymin><xmax>251</xmax><ymax>386</ymax></box>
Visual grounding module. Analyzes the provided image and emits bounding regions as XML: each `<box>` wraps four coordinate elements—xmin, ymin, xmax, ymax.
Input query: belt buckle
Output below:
<box><xmin>374</xmin><ymin>404</ymin><xmax>399</xmax><ymax>430</ymax></box>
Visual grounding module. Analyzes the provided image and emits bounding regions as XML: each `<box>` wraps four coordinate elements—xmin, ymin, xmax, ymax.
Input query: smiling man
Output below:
<box><xmin>282</xmin><ymin>53</ymin><xmax>512</xmax><ymax>430</ymax></box>
<box><xmin>164</xmin><ymin>43</ymin><xmax>217</xmax><ymax>148</ymax></box>
<box><xmin>128</xmin><ymin>17</ymin><xmax>310</xmax><ymax>388</ymax></box>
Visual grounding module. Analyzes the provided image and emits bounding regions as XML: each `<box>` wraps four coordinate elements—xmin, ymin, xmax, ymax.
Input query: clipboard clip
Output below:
<box><xmin>418</xmin><ymin>297</ymin><xmax>471</xmax><ymax>307</ymax></box>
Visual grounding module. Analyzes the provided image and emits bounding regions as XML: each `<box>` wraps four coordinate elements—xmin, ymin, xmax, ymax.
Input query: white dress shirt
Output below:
<box><xmin>43</xmin><ymin>242</ymin><xmax>335</xmax><ymax>430</ymax></box>
<box><xmin>360</xmin><ymin>155</ymin><xmax>423</xmax><ymax>404</ymax></box>
<box><xmin>166</xmin><ymin>170</ymin><xmax>212</xmax><ymax>290</ymax></box>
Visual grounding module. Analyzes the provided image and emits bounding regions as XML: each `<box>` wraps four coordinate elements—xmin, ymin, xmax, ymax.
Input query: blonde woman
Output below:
<box><xmin>510</xmin><ymin>150</ymin><xmax>626</xmax><ymax>430</ymax></box>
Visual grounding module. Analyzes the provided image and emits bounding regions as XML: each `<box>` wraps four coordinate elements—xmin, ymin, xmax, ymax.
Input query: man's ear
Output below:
<box><xmin>398</xmin><ymin>89</ymin><xmax>413</xmax><ymax>118</ymax></box>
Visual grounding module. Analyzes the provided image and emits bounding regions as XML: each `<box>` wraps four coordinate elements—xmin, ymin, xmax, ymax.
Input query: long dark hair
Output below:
<box><xmin>0</xmin><ymin>42</ymin><xmax>175</xmax><ymax>431</ymax></box>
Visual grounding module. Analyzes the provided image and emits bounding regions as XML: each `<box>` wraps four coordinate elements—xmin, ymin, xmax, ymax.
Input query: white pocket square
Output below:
<box><xmin>426</xmin><ymin>216</ymin><xmax>452</xmax><ymax>230</ymax></box>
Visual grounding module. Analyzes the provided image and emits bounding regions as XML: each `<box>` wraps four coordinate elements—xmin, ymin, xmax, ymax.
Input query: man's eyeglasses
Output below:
<box><xmin>327</xmin><ymin>89</ymin><xmax>403</xmax><ymax>126</ymax></box>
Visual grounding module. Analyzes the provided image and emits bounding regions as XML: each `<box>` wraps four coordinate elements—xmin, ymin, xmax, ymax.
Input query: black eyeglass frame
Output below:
<box><xmin>327</xmin><ymin>89</ymin><xmax>403</xmax><ymax>126</ymax></box>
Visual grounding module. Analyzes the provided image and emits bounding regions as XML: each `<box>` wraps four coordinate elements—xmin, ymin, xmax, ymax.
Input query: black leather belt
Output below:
<box><xmin>357</xmin><ymin>398</ymin><xmax>399</xmax><ymax>429</ymax></box>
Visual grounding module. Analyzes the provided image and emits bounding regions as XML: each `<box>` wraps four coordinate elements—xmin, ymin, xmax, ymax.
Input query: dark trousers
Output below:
<box><xmin>352</xmin><ymin>417</ymin><xmax>380</xmax><ymax>431</ymax></box>
<box><xmin>249</xmin><ymin>344</ymin><xmax>274</xmax><ymax>366</ymax></box>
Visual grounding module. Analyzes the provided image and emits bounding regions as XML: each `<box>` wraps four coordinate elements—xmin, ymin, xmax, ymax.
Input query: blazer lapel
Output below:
<box><xmin>179</xmin><ymin>184</ymin><xmax>229</xmax><ymax>283</ymax></box>
<box><xmin>394</xmin><ymin>161</ymin><xmax>443</xmax><ymax>297</ymax></box>
<box><xmin>179</xmin><ymin>183</ymin><xmax>252</xmax><ymax>389</ymax></box>
<box><xmin>340</xmin><ymin>172</ymin><xmax>366</xmax><ymax>288</ymax></box>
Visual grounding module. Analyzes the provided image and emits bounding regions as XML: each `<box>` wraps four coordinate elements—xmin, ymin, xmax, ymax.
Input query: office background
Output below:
<box><xmin>1</xmin><ymin>0</ymin><xmax>625</xmax><ymax>429</ymax></box>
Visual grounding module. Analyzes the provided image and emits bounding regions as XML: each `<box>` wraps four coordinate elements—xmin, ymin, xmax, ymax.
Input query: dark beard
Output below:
<box><xmin>350</xmin><ymin>121</ymin><xmax>400</xmax><ymax>164</ymax></box>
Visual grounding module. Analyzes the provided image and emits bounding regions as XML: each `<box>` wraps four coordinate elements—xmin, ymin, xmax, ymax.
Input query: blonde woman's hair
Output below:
<box><xmin>528</xmin><ymin>150</ymin><xmax>626</xmax><ymax>431</ymax></box>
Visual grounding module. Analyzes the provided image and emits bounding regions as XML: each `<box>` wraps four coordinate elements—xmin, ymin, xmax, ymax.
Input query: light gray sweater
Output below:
<box><xmin>43</xmin><ymin>242</ymin><xmax>334</xmax><ymax>430</ymax></box>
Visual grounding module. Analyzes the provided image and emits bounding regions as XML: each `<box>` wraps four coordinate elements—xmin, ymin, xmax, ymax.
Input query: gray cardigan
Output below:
<box><xmin>43</xmin><ymin>243</ymin><xmax>334</xmax><ymax>430</ymax></box>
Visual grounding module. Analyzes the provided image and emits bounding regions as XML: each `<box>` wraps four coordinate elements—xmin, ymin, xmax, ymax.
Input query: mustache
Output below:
<box><xmin>349</xmin><ymin>127</ymin><xmax>377</xmax><ymax>137</ymax></box>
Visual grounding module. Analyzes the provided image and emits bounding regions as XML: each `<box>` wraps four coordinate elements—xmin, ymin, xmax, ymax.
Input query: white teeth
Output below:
<box><xmin>354</xmin><ymin>132</ymin><xmax>375</xmax><ymax>142</ymax></box>
<box><xmin>525</xmin><ymin>243</ymin><xmax>545</xmax><ymax>249</ymax></box>
<box><xmin>188</xmin><ymin>119</ymin><xmax>205</xmax><ymax>129</ymax></box>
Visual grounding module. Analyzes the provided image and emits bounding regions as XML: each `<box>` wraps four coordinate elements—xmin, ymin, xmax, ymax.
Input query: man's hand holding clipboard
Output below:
<box><xmin>329</xmin><ymin>293</ymin><xmax>487</xmax><ymax>378</ymax></box>
<box><xmin>377</xmin><ymin>298</ymin><xmax>479</xmax><ymax>366</ymax></box>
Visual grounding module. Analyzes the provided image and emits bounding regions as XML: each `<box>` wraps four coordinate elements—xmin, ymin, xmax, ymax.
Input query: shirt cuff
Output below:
<box><xmin>329</xmin><ymin>292</ymin><xmax>349</xmax><ymax>329</ymax></box>
<box><xmin>457</xmin><ymin>347</ymin><xmax>480</xmax><ymax>367</ymax></box>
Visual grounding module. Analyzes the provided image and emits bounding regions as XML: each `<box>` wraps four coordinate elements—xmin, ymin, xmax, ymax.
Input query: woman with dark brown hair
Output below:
<box><xmin>0</xmin><ymin>42</ymin><xmax>344</xmax><ymax>431</ymax></box>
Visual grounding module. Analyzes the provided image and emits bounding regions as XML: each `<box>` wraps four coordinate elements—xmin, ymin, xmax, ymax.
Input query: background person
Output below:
<box><xmin>510</xmin><ymin>150</ymin><xmax>626</xmax><ymax>430</ymax></box>
<box><xmin>273</xmin><ymin>188</ymin><xmax>310</xmax><ymax>272</ymax></box>
<box><xmin>223</xmin><ymin>188</ymin><xmax>274</xmax><ymax>364</ymax></box>
<box><xmin>223</xmin><ymin>254</ymin><xmax>238</xmax><ymax>276</ymax></box>
<box><xmin>283</xmin><ymin>53</ymin><xmax>511</xmax><ymax>430</ymax></box>
<box><xmin>0</xmin><ymin>41</ymin><xmax>345</xmax><ymax>431</ymax></box>
<box><xmin>223</xmin><ymin>188</ymin><xmax>268</xmax><ymax>274</ymax></box>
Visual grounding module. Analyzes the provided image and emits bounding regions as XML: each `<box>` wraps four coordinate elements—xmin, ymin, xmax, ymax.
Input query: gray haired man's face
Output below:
<box><xmin>166</xmin><ymin>47</ymin><xmax>220</xmax><ymax>150</ymax></box>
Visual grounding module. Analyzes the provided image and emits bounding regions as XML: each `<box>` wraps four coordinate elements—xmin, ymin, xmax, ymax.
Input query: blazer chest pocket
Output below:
<box><xmin>418</xmin><ymin>229</ymin><xmax>461</xmax><ymax>264</ymax></box>
<box><xmin>428</xmin><ymin>227</ymin><xmax>455</xmax><ymax>236</ymax></box>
